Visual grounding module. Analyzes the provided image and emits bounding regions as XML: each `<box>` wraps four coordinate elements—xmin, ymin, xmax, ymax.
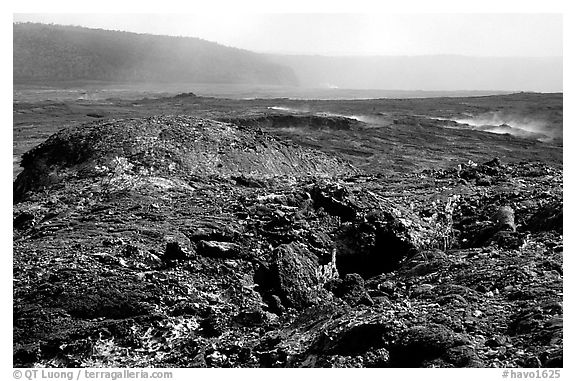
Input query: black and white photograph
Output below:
<box><xmin>9</xmin><ymin>1</ymin><xmax>568</xmax><ymax>375</ymax></box>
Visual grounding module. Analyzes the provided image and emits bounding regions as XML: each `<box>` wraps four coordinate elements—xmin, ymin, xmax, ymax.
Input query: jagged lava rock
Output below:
<box><xmin>270</xmin><ymin>242</ymin><xmax>324</xmax><ymax>310</ymax></box>
<box><xmin>14</xmin><ymin>115</ymin><xmax>356</xmax><ymax>201</ymax></box>
<box><xmin>12</xmin><ymin>113</ymin><xmax>562</xmax><ymax>368</ymax></box>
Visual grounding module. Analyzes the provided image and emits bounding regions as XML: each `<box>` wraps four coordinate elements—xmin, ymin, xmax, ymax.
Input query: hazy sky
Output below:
<box><xmin>13</xmin><ymin>13</ymin><xmax>562</xmax><ymax>57</ymax></box>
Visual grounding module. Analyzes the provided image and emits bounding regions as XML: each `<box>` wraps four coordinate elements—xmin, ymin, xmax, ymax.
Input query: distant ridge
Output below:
<box><xmin>13</xmin><ymin>22</ymin><xmax>562</xmax><ymax>92</ymax></box>
<box><xmin>13</xmin><ymin>23</ymin><xmax>298</xmax><ymax>86</ymax></box>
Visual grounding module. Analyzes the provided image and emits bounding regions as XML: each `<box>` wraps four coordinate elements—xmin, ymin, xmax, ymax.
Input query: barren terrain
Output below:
<box><xmin>13</xmin><ymin>89</ymin><xmax>562</xmax><ymax>368</ymax></box>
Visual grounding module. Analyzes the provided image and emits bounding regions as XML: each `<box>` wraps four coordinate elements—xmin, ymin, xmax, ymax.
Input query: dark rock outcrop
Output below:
<box><xmin>14</xmin><ymin>116</ymin><xmax>356</xmax><ymax>202</ymax></box>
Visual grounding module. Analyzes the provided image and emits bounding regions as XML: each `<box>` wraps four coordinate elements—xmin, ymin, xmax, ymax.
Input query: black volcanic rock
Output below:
<box><xmin>493</xmin><ymin>206</ymin><xmax>516</xmax><ymax>232</ymax></box>
<box><xmin>12</xmin><ymin>114</ymin><xmax>563</xmax><ymax>368</ymax></box>
<box><xmin>525</xmin><ymin>201</ymin><xmax>563</xmax><ymax>233</ymax></box>
<box><xmin>390</xmin><ymin>323</ymin><xmax>469</xmax><ymax>367</ymax></box>
<box><xmin>325</xmin><ymin>273</ymin><xmax>373</xmax><ymax>306</ymax></box>
<box><xmin>269</xmin><ymin>243</ymin><xmax>323</xmax><ymax>310</ymax></box>
<box><xmin>334</xmin><ymin>207</ymin><xmax>436</xmax><ymax>278</ymax></box>
<box><xmin>197</xmin><ymin>240</ymin><xmax>242</xmax><ymax>259</ymax></box>
<box><xmin>223</xmin><ymin>114</ymin><xmax>361</xmax><ymax>131</ymax></box>
<box><xmin>14</xmin><ymin>116</ymin><xmax>356</xmax><ymax>202</ymax></box>
<box><xmin>164</xmin><ymin>241</ymin><xmax>192</xmax><ymax>261</ymax></box>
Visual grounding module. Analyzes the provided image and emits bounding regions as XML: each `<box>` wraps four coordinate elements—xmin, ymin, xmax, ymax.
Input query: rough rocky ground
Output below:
<box><xmin>13</xmin><ymin>115</ymin><xmax>562</xmax><ymax>368</ymax></box>
<box><xmin>13</xmin><ymin>92</ymin><xmax>562</xmax><ymax>178</ymax></box>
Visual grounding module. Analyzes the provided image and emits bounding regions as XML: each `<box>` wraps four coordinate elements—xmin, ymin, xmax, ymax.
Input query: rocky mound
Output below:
<box><xmin>14</xmin><ymin>116</ymin><xmax>356</xmax><ymax>202</ymax></box>
<box><xmin>13</xmin><ymin>117</ymin><xmax>562</xmax><ymax>368</ymax></box>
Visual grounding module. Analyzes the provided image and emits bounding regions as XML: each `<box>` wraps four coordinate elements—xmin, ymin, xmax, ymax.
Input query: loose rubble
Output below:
<box><xmin>13</xmin><ymin>116</ymin><xmax>562</xmax><ymax>368</ymax></box>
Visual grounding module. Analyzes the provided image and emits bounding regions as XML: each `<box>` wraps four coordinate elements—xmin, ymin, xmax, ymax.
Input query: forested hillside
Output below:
<box><xmin>13</xmin><ymin>23</ymin><xmax>298</xmax><ymax>85</ymax></box>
